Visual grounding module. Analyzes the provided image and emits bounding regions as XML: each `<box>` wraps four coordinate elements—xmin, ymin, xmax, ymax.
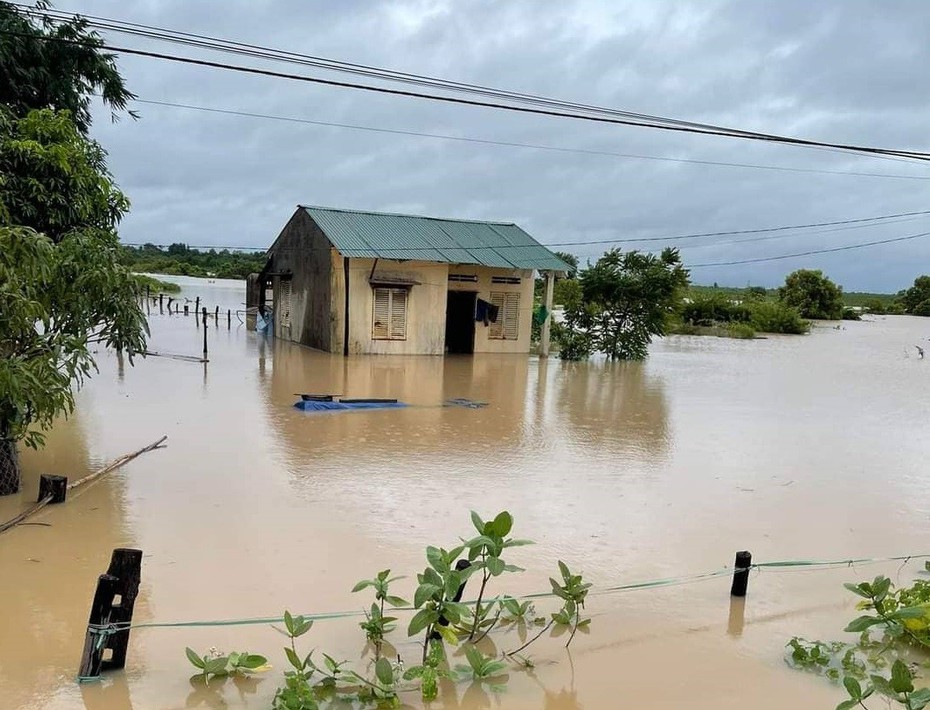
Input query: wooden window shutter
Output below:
<box><xmin>503</xmin><ymin>292</ymin><xmax>519</xmax><ymax>339</ymax></box>
<box><xmin>372</xmin><ymin>288</ymin><xmax>390</xmax><ymax>339</ymax></box>
<box><xmin>390</xmin><ymin>289</ymin><xmax>407</xmax><ymax>339</ymax></box>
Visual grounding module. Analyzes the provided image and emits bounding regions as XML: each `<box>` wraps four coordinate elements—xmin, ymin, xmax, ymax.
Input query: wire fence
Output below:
<box><xmin>92</xmin><ymin>553</ymin><xmax>930</xmax><ymax>635</ymax></box>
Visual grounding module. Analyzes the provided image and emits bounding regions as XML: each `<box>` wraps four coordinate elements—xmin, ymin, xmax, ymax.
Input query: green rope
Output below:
<box><xmin>104</xmin><ymin>553</ymin><xmax>930</xmax><ymax>633</ymax></box>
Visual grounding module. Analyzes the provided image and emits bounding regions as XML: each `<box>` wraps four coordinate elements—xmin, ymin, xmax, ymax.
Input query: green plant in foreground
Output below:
<box><xmin>507</xmin><ymin>561</ymin><xmax>591</xmax><ymax>655</ymax></box>
<box><xmin>462</xmin><ymin>510</ymin><xmax>533</xmax><ymax>640</ymax></box>
<box><xmin>403</xmin><ymin>638</ymin><xmax>452</xmax><ymax>702</ymax></box>
<box><xmin>455</xmin><ymin>645</ymin><xmax>508</xmax><ymax>680</ymax></box>
<box><xmin>788</xmin><ymin>573</ymin><xmax>930</xmax><ymax>709</ymax></box>
<box><xmin>184</xmin><ymin>647</ymin><xmax>268</xmax><ymax>683</ymax></box>
<box><xmin>409</xmin><ymin>544</ymin><xmax>472</xmax><ymax>657</ymax></box>
<box><xmin>353</xmin><ymin>569</ymin><xmax>408</xmax><ymax>659</ymax></box>
<box><xmin>274</xmin><ymin>611</ymin><xmax>319</xmax><ymax>710</ymax></box>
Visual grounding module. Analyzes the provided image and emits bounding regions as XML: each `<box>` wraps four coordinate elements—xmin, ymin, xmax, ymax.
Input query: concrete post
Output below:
<box><xmin>539</xmin><ymin>270</ymin><xmax>556</xmax><ymax>357</ymax></box>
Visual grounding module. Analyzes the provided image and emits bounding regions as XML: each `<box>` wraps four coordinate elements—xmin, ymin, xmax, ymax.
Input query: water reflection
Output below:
<box><xmin>0</xmin><ymin>407</ymin><xmax>145</xmax><ymax>709</ymax></box>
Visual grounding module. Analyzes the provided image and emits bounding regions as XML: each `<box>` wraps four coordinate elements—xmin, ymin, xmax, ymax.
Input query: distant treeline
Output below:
<box><xmin>120</xmin><ymin>243</ymin><xmax>266</xmax><ymax>280</ymax></box>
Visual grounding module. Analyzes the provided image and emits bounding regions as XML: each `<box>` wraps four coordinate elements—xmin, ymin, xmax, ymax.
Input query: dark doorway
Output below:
<box><xmin>445</xmin><ymin>291</ymin><xmax>476</xmax><ymax>354</ymax></box>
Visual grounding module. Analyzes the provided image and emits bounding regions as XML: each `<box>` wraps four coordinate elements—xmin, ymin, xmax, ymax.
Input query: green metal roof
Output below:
<box><xmin>300</xmin><ymin>205</ymin><xmax>571</xmax><ymax>271</ymax></box>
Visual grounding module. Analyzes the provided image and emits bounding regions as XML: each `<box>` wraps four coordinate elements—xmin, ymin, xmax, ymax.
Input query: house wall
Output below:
<box><xmin>269</xmin><ymin>210</ymin><xmax>333</xmax><ymax>351</ymax></box>
<box><xmin>331</xmin><ymin>256</ymin><xmax>450</xmax><ymax>355</ymax></box>
<box><xmin>447</xmin><ymin>265</ymin><xmax>535</xmax><ymax>354</ymax></box>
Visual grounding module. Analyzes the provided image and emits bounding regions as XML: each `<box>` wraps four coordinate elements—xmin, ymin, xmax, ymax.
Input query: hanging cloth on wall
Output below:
<box><xmin>475</xmin><ymin>298</ymin><xmax>499</xmax><ymax>326</ymax></box>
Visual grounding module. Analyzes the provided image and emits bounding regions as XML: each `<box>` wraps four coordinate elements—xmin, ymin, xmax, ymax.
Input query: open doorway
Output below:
<box><xmin>445</xmin><ymin>291</ymin><xmax>476</xmax><ymax>354</ymax></box>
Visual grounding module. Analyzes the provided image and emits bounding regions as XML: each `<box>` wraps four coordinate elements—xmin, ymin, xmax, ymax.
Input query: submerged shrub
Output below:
<box><xmin>842</xmin><ymin>308</ymin><xmax>862</xmax><ymax>321</ymax></box>
<box><xmin>748</xmin><ymin>301</ymin><xmax>810</xmax><ymax>334</ymax></box>
<box><xmin>680</xmin><ymin>293</ymin><xmax>751</xmax><ymax>326</ymax></box>
<box><xmin>726</xmin><ymin>322</ymin><xmax>756</xmax><ymax>339</ymax></box>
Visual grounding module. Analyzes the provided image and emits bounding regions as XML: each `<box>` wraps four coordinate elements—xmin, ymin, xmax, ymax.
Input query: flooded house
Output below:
<box><xmin>252</xmin><ymin>205</ymin><xmax>570</xmax><ymax>355</ymax></box>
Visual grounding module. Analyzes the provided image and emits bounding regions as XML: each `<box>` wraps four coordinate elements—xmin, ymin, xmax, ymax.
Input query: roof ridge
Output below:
<box><xmin>300</xmin><ymin>204</ymin><xmax>517</xmax><ymax>227</ymax></box>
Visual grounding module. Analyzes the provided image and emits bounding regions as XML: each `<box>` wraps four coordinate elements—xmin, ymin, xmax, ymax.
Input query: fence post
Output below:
<box><xmin>159</xmin><ymin>293</ymin><xmax>164</xmax><ymax>312</ymax></box>
<box><xmin>215</xmin><ymin>306</ymin><xmax>219</xmax><ymax>321</ymax></box>
<box><xmin>227</xmin><ymin>309</ymin><xmax>231</xmax><ymax>329</ymax></box>
<box><xmin>184</xmin><ymin>304</ymin><xmax>189</xmax><ymax>316</ymax></box>
<box><xmin>77</xmin><ymin>548</ymin><xmax>143</xmax><ymax>681</ymax></box>
<box><xmin>38</xmin><ymin>474</ymin><xmax>67</xmax><ymax>503</ymax></box>
<box><xmin>730</xmin><ymin>550</ymin><xmax>752</xmax><ymax>597</ymax></box>
<box><xmin>195</xmin><ymin>297</ymin><xmax>200</xmax><ymax>314</ymax></box>
<box><xmin>203</xmin><ymin>312</ymin><xmax>208</xmax><ymax>359</ymax></box>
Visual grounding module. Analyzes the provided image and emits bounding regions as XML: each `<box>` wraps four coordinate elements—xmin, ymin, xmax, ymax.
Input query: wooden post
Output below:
<box><xmin>215</xmin><ymin>306</ymin><xmax>219</xmax><ymax>321</ymax></box>
<box><xmin>102</xmin><ymin>548</ymin><xmax>142</xmax><ymax>670</ymax></box>
<box><xmin>730</xmin><ymin>550</ymin><xmax>752</xmax><ymax>597</ymax></box>
<box><xmin>202</xmin><ymin>311</ymin><xmax>208</xmax><ymax>359</ymax></box>
<box><xmin>184</xmin><ymin>304</ymin><xmax>189</xmax><ymax>316</ymax></box>
<box><xmin>78</xmin><ymin>574</ymin><xmax>119</xmax><ymax>681</ymax></box>
<box><xmin>227</xmin><ymin>309</ymin><xmax>231</xmax><ymax>329</ymax></box>
<box><xmin>159</xmin><ymin>293</ymin><xmax>164</xmax><ymax>312</ymax></box>
<box><xmin>38</xmin><ymin>474</ymin><xmax>67</xmax><ymax>503</ymax></box>
<box><xmin>539</xmin><ymin>270</ymin><xmax>555</xmax><ymax>357</ymax></box>
<box><xmin>195</xmin><ymin>296</ymin><xmax>200</xmax><ymax>314</ymax></box>
<box><xmin>77</xmin><ymin>548</ymin><xmax>143</xmax><ymax>680</ymax></box>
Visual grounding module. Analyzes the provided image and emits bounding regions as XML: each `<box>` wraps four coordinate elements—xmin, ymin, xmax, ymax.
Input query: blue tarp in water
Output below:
<box><xmin>294</xmin><ymin>400</ymin><xmax>408</xmax><ymax>412</ymax></box>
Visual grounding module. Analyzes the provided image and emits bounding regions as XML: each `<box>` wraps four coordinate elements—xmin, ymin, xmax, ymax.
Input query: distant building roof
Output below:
<box><xmin>300</xmin><ymin>205</ymin><xmax>571</xmax><ymax>271</ymax></box>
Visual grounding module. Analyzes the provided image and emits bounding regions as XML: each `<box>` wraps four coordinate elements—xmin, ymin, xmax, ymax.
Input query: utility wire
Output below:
<box><xmin>17</xmin><ymin>2</ymin><xmax>928</xmax><ymax>156</ymax></box>
<box><xmin>121</xmin><ymin>208</ymin><xmax>930</xmax><ymax>254</ymax></box>
<box><xmin>689</xmin><ymin>229</ymin><xmax>930</xmax><ymax>268</ymax></box>
<box><xmin>130</xmin><ymin>97</ymin><xmax>930</xmax><ymax>182</ymax></box>
<box><xmin>5</xmin><ymin>24</ymin><xmax>930</xmax><ymax>163</ymax></box>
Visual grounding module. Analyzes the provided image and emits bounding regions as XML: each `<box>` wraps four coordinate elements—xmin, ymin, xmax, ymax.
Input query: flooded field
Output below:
<box><xmin>2</xmin><ymin>276</ymin><xmax>929</xmax><ymax>709</ymax></box>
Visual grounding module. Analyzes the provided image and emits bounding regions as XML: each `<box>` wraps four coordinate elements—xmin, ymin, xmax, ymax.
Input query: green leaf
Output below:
<box><xmin>408</xmin><ymin>608</ymin><xmax>436</xmax><ymax>636</ymax></box>
<box><xmin>284</xmin><ymin>646</ymin><xmax>303</xmax><ymax>671</ymax></box>
<box><xmin>185</xmin><ymin>647</ymin><xmax>205</xmax><ymax>669</ymax></box>
<box><xmin>890</xmin><ymin>659</ymin><xmax>913</xmax><ymax>694</ymax></box>
<box><xmin>465</xmin><ymin>645</ymin><xmax>483</xmax><ymax>672</ymax></box>
<box><xmin>470</xmin><ymin>510</ymin><xmax>485</xmax><ymax>533</ymax></box>
<box><xmin>435</xmin><ymin>623</ymin><xmax>459</xmax><ymax>646</ymax></box>
<box><xmin>843</xmin><ymin>616</ymin><xmax>885</xmax><ymax>633</ymax></box>
<box><xmin>205</xmin><ymin>657</ymin><xmax>229</xmax><ymax>677</ymax></box>
<box><xmin>284</xmin><ymin>610</ymin><xmax>295</xmax><ymax>635</ymax></box>
<box><xmin>872</xmin><ymin>576</ymin><xmax>891</xmax><ymax>602</ymax></box>
<box><xmin>352</xmin><ymin>580</ymin><xmax>372</xmax><ymax>593</ymax></box>
<box><xmin>427</xmin><ymin>546</ymin><xmax>446</xmax><ymax>573</ymax></box>
<box><xmin>241</xmin><ymin>654</ymin><xmax>267</xmax><ymax>669</ymax></box>
<box><xmin>558</xmin><ymin>561</ymin><xmax>571</xmax><ymax>582</ymax></box>
<box><xmin>375</xmin><ymin>657</ymin><xmax>393</xmax><ymax>686</ymax></box>
<box><xmin>384</xmin><ymin>595</ymin><xmax>409</xmax><ymax>608</ymax></box>
<box><xmin>483</xmin><ymin>660</ymin><xmax>507</xmax><ymax>676</ymax></box>
<box><xmin>843</xmin><ymin>676</ymin><xmax>862</xmax><ymax>700</ymax></box>
<box><xmin>842</xmin><ymin>581</ymin><xmax>869</xmax><ymax>597</ymax></box>
<box><xmin>415</xmin><ymin>583</ymin><xmax>441</xmax><ymax>608</ymax></box>
<box><xmin>504</xmin><ymin>538</ymin><xmax>534</xmax><ymax>548</ymax></box>
<box><xmin>835</xmin><ymin>701</ymin><xmax>858</xmax><ymax>710</ymax></box>
<box><xmin>909</xmin><ymin>688</ymin><xmax>930</xmax><ymax>710</ymax></box>
<box><xmin>377</xmin><ymin>569</ymin><xmax>390</xmax><ymax>582</ymax></box>
<box><xmin>444</xmin><ymin>570</ymin><xmax>463</xmax><ymax>599</ymax></box>
<box><xmin>487</xmin><ymin>556</ymin><xmax>505</xmax><ymax>576</ymax></box>
<box><xmin>403</xmin><ymin>666</ymin><xmax>425</xmax><ymax>680</ymax></box>
<box><xmin>489</xmin><ymin>511</ymin><xmax>513</xmax><ymax>537</ymax></box>
<box><xmin>466</xmin><ymin>535</ymin><xmax>498</xmax><ymax>551</ymax></box>
<box><xmin>891</xmin><ymin>606</ymin><xmax>926</xmax><ymax>619</ymax></box>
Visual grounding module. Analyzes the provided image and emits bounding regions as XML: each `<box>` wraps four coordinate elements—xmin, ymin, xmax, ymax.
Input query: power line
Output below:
<box><xmin>688</xmin><ymin>229</ymin><xmax>930</xmax><ymax>268</ymax></box>
<box><xmin>131</xmin><ymin>97</ymin><xmax>930</xmax><ymax>182</ymax></box>
<box><xmin>5</xmin><ymin>24</ymin><xmax>930</xmax><ymax>163</ymax></box>
<box><xmin>17</xmin><ymin>1</ymin><xmax>930</xmax><ymax>165</ymax></box>
<box><xmin>121</xmin><ymin>207</ymin><xmax>930</xmax><ymax>255</ymax></box>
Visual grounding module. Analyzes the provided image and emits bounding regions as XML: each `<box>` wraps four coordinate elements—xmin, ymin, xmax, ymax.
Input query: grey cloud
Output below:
<box><xmin>56</xmin><ymin>0</ymin><xmax>930</xmax><ymax>291</ymax></box>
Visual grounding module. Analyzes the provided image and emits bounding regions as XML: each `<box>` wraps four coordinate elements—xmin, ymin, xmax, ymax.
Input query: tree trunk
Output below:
<box><xmin>0</xmin><ymin>438</ymin><xmax>21</xmax><ymax>496</ymax></box>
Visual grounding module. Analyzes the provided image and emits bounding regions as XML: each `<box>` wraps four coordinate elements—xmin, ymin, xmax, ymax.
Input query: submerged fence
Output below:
<box><xmin>76</xmin><ymin>549</ymin><xmax>930</xmax><ymax>681</ymax></box>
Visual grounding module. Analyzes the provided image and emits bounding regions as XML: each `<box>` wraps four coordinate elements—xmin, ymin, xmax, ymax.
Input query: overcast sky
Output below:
<box><xmin>58</xmin><ymin>0</ymin><xmax>930</xmax><ymax>291</ymax></box>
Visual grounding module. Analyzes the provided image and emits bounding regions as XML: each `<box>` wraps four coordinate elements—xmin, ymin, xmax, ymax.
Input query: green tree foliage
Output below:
<box><xmin>553</xmin><ymin>251</ymin><xmax>578</xmax><ymax>277</ymax></box>
<box><xmin>0</xmin><ymin>109</ymin><xmax>146</xmax><ymax>460</ymax></box>
<box><xmin>120</xmin><ymin>243</ymin><xmax>267</xmax><ymax>280</ymax></box>
<box><xmin>748</xmin><ymin>301</ymin><xmax>810</xmax><ymax>334</ymax></box>
<box><xmin>559</xmin><ymin>248</ymin><xmax>689</xmax><ymax>361</ymax></box>
<box><xmin>0</xmin><ymin>0</ymin><xmax>135</xmax><ymax>132</ymax></box>
<box><xmin>898</xmin><ymin>275</ymin><xmax>930</xmax><ymax>316</ymax></box>
<box><xmin>778</xmin><ymin>269</ymin><xmax>844</xmax><ymax>320</ymax></box>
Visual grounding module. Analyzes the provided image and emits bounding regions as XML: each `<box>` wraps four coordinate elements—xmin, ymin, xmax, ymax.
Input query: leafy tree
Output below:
<box><xmin>0</xmin><ymin>109</ymin><xmax>145</xmax><ymax>494</ymax></box>
<box><xmin>0</xmin><ymin>0</ymin><xmax>135</xmax><ymax>132</ymax></box>
<box><xmin>553</xmin><ymin>251</ymin><xmax>579</xmax><ymax>277</ymax></box>
<box><xmin>559</xmin><ymin>248</ymin><xmax>689</xmax><ymax>361</ymax></box>
<box><xmin>778</xmin><ymin>269</ymin><xmax>844</xmax><ymax>320</ymax></box>
<box><xmin>864</xmin><ymin>298</ymin><xmax>887</xmax><ymax>315</ymax></box>
<box><xmin>898</xmin><ymin>275</ymin><xmax>930</xmax><ymax>316</ymax></box>
<box><xmin>744</xmin><ymin>285</ymin><xmax>768</xmax><ymax>301</ymax></box>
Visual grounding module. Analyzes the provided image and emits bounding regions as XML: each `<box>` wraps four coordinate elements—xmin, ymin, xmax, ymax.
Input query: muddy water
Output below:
<box><xmin>1</xmin><ymin>277</ymin><xmax>929</xmax><ymax>709</ymax></box>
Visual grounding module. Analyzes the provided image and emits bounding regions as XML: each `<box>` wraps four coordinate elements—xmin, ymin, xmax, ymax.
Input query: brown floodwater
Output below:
<box><xmin>2</xmin><ymin>276</ymin><xmax>929</xmax><ymax>709</ymax></box>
